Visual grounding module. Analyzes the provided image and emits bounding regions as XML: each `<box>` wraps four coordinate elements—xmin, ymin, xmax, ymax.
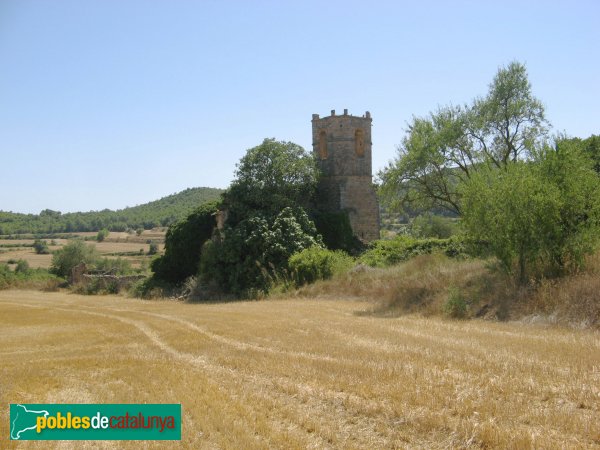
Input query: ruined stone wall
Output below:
<box><xmin>312</xmin><ymin>110</ymin><xmax>380</xmax><ymax>241</ymax></box>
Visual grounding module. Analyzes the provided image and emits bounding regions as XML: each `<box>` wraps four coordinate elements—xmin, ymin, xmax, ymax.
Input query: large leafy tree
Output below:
<box><xmin>461</xmin><ymin>141</ymin><xmax>600</xmax><ymax>283</ymax></box>
<box><xmin>223</xmin><ymin>138</ymin><xmax>319</xmax><ymax>224</ymax></box>
<box><xmin>200</xmin><ymin>139</ymin><xmax>323</xmax><ymax>296</ymax></box>
<box><xmin>379</xmin><ymin>61</ymin><xmax>549</xmax><ymax>215</ymax></box>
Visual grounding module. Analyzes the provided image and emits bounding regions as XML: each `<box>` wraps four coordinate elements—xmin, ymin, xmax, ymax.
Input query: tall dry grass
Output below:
<box><xmin>286</xmin><ymin>253</ymin><xmax>600</xmax><ymax>328</ymax></box>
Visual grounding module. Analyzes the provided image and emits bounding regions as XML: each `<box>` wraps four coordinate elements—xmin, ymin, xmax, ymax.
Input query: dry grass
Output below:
<box><xmin>0</xmin><ymin>290</ymin><xmax>598</xmax><ymax>449</ymax></box>
<box><xmin>0</xmin><ymin>249</ymin><xmax>53</xmax><ymax>269</ymax></box>
<box><xmin>288</xmin><ymin>253</ymin><xmax>600</xmax><ymax>328</ymax></box>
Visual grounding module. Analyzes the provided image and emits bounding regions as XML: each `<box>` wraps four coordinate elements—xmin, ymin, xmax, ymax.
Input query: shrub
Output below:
<box><xmin>409</xmin><ymin>214</ymin><xmax>456</xmax><ymax>239</ymax></box>
<box><xmin>0</xmin><ymin>262</ymin><xmax>63</xmax><ymax>291</ymax></box>
<box><xmin>147</xmin><ymin>241</ymin><xmax>158</xmax><ymax>255</ymax></box>
<box><xmin>129</xmin><ymin>277</ymin><xmax>174</xmax><ymax>299</ymax></box>
<box><xmin>0</xmin><ymin>263</ymin><xmax>11</xmax><ymax>289</ymax></box>
<box><xmin>359</xmin><ymin>235</ymin><xmax>466</xmax><ymax>268</ymax></box>
<box><xmin>96</xmin><ymin>229</ymin><xmax>109</xmax><ymax>242</ymax></box>
<box><xmin>199</xmin><ymin>207</ymin><xmax>322</xmax><ymax>297</ymax></box>
<box><xmin>33</xmin><ymin>239</ymin><xmax>50</xmax><ymax>254</ymax></box>
<box><xmin>443</xmin><ymin>287</ymin><xmax>468</xmax><ymax>318</ymax></box>
<box><xmin>50</xmin><ymin>240</ymin><xmax>99</xmax><ymax>278</ymax></box>
<box><xmin>289</xmin><ymin>247</ymin><xmax>354</xmax><ymax>287</ymax></box>
<box><xmin>15</xmin><ymin>259</ymin><xmax>30</xmax><ymax>274</ymax></box>
<box><xmin>95</xmin><ymin>257</ymin><xmax>132</xmax><ymax>275</ymax></box>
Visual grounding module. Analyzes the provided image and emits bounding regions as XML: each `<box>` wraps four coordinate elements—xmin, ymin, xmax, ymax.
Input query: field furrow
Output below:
<box><xmin>0</xmin><ymin>290</ymin><xmax>598</xmax><ymax>449</ymax></box>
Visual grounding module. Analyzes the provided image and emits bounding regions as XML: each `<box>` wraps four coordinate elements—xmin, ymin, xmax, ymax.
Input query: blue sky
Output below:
<box><xmin>1</xmin><ymin>0</ymin><xmax>598</xmax><ymax>213</ymax></box>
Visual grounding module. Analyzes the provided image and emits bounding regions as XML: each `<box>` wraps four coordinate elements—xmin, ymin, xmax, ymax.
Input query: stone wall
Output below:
<box><xmin>312</xmin><ymin>110</ymin><xmax>380</xmax><ymax>241</ymax></box>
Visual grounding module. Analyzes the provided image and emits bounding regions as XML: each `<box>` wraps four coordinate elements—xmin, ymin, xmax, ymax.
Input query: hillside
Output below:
<box><xmin>0</xmin><ymin>187</ymin><xmax>224</xmax><ymax>235</ymax></box>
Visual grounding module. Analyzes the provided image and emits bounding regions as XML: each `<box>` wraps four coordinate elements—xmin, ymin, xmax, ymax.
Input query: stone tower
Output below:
<box><xmin>312</xmin><ymin>109</ymin><xmax>380</xmax><ymax>241</ymax></box>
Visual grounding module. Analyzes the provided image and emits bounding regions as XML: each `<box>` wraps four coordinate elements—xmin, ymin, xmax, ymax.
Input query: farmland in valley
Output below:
<box><xmin>0</xmin><ymin>229</ymin><xmax>165</xmax><ymax>270</ymax></box>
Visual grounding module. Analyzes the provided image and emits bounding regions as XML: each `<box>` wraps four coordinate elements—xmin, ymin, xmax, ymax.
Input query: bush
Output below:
<box><xmin>15</xmin><ymin>259</ymin><xmax>30</xmax><ymax>274</ymax></box>
<box><xmin>443</xmin><ymin>287</ymin><xmax>468</xmax><ymax>318</ymax></box>
<box><xmin>96</xmin><ymin>229</ymin><xmax>109</xmax><ymax>242</ymax></box>
<box><xmin>409</xmin><ymin>214</ymin><xmax>456</xmax><ymax>239</ymax></box>
<box><xmin>33</xmin><ymin>239</ymin><xmax>50</xmax><ymax>255</ymax></box>
<box><xmin>289</xmin><ymin>247</ymin><xmax>354</xmax><ymax>287</ymax></box>
<box><xmin>95</xmin><ymin>257</ymin><xmax>132</xmax><ymax>275</ymax></box>
<box><xmin>151</xmin><ymin>201</ymin><xmax>218</xmax><ymax>284</ymax></box>
<box><xmin>147</xmin><ymin>241</ymin><xmax>158</xmax><ymax>255</ymax></box>
<box><xmin>129</xmin><ymin>277</ymin><xmax>174</xmax><ymax>299</ymax></box>
<box><xmin>50</xmin><ymin>240</ymin><xmax>99</xmax><ymax>278</ymax></box>
<box><xmin>199</xmin><ymin>207</ymin><xmax>322</xmax><ymax>297</ymax></box>
<box><xmin>0</xmin><ymin>262</ymin><xmax>62</xmax><ymax>291</ymax></box>
<box><xmin>359</xmin><ymin>235</ymin><xmax>466</xmax><ymax>268</ymax></box>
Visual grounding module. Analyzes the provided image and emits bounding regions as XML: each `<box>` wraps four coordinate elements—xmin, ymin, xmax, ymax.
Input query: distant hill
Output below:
<box><xmin>0</xmin><ymin>187</ymin><xmax>224</xmax><ymax>235</ymax></box>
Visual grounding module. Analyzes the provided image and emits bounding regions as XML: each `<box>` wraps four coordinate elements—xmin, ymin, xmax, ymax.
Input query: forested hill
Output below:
<box><xmin>0</xmin><ymin>187</ymin><xmax>224</xmax><ymax>235</ymax></box>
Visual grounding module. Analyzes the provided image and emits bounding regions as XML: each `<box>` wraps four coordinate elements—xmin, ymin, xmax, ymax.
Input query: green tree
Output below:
<box><xmin>50</xmin><ymin>240</ymin><xmax>99</xmax><ymax>278</ymax></box>
<box><xmin>223</xmin><ymin>138</ymin><xmax>319</xmax><ymax>224</ymax></box>
<box><xmin>379</xmin><ymin>61</ymin><xmax>549</xmax><ymax>215</ymax></box>
<box><xmin>198</xmin><ymin>139</ymin><xmax>322</xmax><ymax>296</ymax></box>
<box><xmin>558</xmin><ymin>134</ymin><xmax>600</xmax><ymax>174</ymax></box>
<box><xmin>151</xmin><ymin>201</ymin><xmax>218</xmax><ymax>283</ymax></box>
<box><xmin>461</xmin><ymin>143</ymin><xmax>600</xmax><ymax>283</ymax></box>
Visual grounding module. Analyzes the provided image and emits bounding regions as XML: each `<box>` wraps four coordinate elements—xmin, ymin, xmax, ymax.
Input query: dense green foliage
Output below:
<box><xmin>288</xmin><ymin>246</ymin><xmax>354</xmax><ymax>287</ymax></box>
<box><xmin>0</xmin><ymin>187</ymin><xmax>223</xmax><ymax>235</ymax></box>
<box><xmin>559</xmin><ymin>134</ymin><xmax>600</xmax><ymax>173</ymax></box>
<box><xmin>379</xmin><ymin>62</ymin><xmax>548</xmax><ymax>215</ymax></box>
<box><xmin>200</xmin><ymin>207</ymin><xmax>322</xmax><ymax>296</ymax></box>
<box><xmin>311</xmin><ymin>210</ymin><xmax>363</xmax><ymax>253</ymax></box>
<box><xmin>222</xmin><ymin>139</ymin><xmax>319</xmax><ymax>225</ymax></box>
<box><xmin>50</xmin><ymin>240</ymin><xmax>100</xmax><ymax>278</ymax></box>
<box><xmin>151</xmin><ymin>201</ymin><xmax>218</xmax><ymax>283</ymax></box>
<box><xmin>359</xmin><ymin>235</ymin><xmax>466</xmax><ymax>268</ymax></box>
<box><xmin>194</xmin><ymin>139</ymin><xmax>323</xmax><ymax>297</ymax></box>
<box><xmin>462</xmin><ymin>141</ymin><xmax>600</xmax><ymax>282</ymax></box>
<box><xmin>408</xmin><ymin>213</ymin><xmax>457</xmax><ymax>239</ymax></box>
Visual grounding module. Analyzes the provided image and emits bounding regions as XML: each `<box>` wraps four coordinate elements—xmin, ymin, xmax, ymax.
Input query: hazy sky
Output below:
<box><xmin>1</xmin><ymin>0</ymin><xmax>598</xmax><ymax>214</ymax></box>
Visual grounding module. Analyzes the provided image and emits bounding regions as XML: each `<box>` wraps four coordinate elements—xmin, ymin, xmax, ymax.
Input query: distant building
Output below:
<box><xmin>312</xmin><ymin>109</ymin><xmax>380</xmax><ymax>241</ymax></box>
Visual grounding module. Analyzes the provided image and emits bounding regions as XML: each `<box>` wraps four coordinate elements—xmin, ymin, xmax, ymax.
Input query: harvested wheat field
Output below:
<box><xmin>0</xmin><ymin>290</ymin><xmax>598</xmax><ymax>449</ymax></box>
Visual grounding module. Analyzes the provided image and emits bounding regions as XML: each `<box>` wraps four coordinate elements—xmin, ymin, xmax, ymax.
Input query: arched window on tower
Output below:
<box><xmin>319</xmin><ymin>130</ymin><xmax>328</xmax><ymax>159</ymax></box>
<box><xmin>355</xmin><ymin>129</ymin><xmax>365</xmax><ymax>157</ymax></box>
